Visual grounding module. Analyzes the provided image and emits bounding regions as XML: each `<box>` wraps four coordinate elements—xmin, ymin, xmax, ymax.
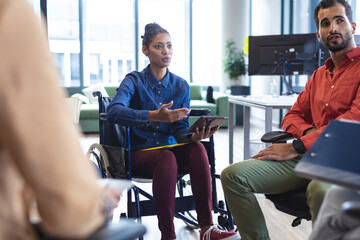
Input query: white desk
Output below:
<box><xmin>228</xmin><ymin>95</ymin><xmax>297</xmax><ymax>164</ymax></box>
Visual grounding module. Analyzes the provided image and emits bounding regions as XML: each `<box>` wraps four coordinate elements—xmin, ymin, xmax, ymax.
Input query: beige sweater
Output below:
<box><xmin>0</xmin><ymin>0</ymin><xmax>105</xmax><ymax>239</ymax></box>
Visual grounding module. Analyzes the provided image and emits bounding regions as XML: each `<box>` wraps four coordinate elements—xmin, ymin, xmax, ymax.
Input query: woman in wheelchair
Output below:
<box><xmin>107</xmin><ymin>23</ymin><xmax>239</xmax><ymax>240</ymax></box>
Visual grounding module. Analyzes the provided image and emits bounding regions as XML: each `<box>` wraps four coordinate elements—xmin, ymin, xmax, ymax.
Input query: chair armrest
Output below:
<box><xmin>93</xmin><ymin>91</ymin><xmax>103</xmax><ymax>98</ymax></box>
<box><xmin>261</xmin><ymin>131</ymin><xmax>293</xmax><ymax>143</ymax></box>
<box><xmin>99</xmin><ymin>113</ymin><xmax>107</xmax><ymax>121</ymax></box>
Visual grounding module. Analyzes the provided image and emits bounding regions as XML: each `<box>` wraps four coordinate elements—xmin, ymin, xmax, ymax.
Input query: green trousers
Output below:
<box><xmin>220</xmin><ymin>157</ymin><xmax>331</xmax><ymax>240</ymax></box>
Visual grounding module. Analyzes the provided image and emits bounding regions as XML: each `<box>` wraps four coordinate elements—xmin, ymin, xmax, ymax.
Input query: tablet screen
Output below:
<box><xmin>187</xmin><ymin>116</ymin><xmax>228</xmax><ymax>133</ymax></box>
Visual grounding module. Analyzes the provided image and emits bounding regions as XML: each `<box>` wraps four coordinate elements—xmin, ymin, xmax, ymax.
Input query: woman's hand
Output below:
<box><xmin>191</xmin><ymin>126</ymin><xmax>219</xmax><ymax>141</ymax></box>
<box><xmin>148</xmin><ymin>101</ymin><xmax>190</xmax><ymax>122</ymax></box>
<box><xmin>251</xmin><ymin>143</ymin><xmax>298</xmax><ymax>161</ymax></box>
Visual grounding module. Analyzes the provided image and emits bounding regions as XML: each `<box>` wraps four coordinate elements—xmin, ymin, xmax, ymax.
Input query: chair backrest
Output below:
<box><xmin>94</xmin><ymin>92</ymin><xmax>128</xmax><ymax>148</ymax></box>
<box><xmin>64</xmin><ymin>96</ymin><xmax>83</xmax><ymax>124</ymax></box>
<box><xmin>94</xmin><ymin>91</ymin><xmax>130</xmax><ymax>179</ymax></box>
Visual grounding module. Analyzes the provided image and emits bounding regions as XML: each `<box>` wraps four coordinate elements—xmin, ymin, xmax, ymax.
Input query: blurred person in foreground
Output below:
<box><xmin>0</xmin><ymin>0</ymin><xmax>121</xmax><ymax>239</ymax></box>
<box><xmin>308</xmin><ymin>186</ymin><xmax>360</xmax><ymax>240</ymax></box>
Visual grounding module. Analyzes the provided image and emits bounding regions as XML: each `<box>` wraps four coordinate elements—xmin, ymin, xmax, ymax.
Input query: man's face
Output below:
<box><xmin>316</xmin><ymin>3</ymin><xmax>356</xmax><ymax>52</ymax></box>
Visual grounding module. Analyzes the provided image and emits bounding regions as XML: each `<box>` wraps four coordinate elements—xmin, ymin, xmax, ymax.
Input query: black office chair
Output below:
<box><xmin>87</xmin><ymin>91</ymin><xmax>234</xmax><ymax>235</ymax></box>
<box><xmin>260</xmin><ymin>131</ymin><xmax>311</xmax><ymax>227</ymax></box>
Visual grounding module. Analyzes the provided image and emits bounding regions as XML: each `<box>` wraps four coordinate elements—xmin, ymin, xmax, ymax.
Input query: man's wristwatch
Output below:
<box><xmin>292</xmin><ymin>138</ymin><xmax>306</xmax><ymax>154</ymax></box>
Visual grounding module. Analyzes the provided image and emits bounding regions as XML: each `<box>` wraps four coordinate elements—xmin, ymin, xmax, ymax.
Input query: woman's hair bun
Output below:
<box><xmin>142</xmin><ymin>23</ymin><xmax>169</xmax><ymax>47</ymax></box>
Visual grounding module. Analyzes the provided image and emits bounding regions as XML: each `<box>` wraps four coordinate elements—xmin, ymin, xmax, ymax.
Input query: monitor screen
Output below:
<box><xmin>249</xmin><ymin>33</ymin><xmax>360</xmax><ymax>76</ymax></box>
<box><xmin>248</xmin><ymin>33</ymin><xmax>322</xmax><ymax>76</ymax></box>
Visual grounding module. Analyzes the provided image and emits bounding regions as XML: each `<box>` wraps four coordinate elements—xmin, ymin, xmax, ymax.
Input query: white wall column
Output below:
<box><xmin>221</xmin><ymin>0</ymin><xmax>250</xmax><ymax>92</ymax></box>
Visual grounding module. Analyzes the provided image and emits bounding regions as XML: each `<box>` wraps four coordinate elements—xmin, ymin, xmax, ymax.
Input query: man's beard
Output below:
<box><xmin>322</xmin><ymin>32</ymin><xmax>352</xmax><ymax>52</ymax></box>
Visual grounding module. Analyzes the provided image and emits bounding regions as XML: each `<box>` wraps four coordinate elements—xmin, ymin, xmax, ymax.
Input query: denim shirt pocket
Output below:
<box><xmin>139</xmin><ymin>100</ymin><xmax>157</xmax><ymax>110</ymax></box>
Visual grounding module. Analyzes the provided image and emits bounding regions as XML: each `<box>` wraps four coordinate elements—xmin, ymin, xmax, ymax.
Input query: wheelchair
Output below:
<box><xmin>87</xmin><ymin>91</ymin><xmax>234</xmax><ymax>238</ymax></box>
<box><xmin>260</xmin><ymin>131</ymin><xmax>311</xmax><ymax>227</ymax></box>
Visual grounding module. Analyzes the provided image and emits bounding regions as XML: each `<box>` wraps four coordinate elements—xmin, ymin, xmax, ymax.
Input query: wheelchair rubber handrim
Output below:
<box><xmin>86</xmin><ymin>143</ymin><xmax>112</xmax><ymax>178</ymax></box>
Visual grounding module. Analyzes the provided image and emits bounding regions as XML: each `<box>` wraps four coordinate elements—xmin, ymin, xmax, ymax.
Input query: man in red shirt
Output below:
<box><xmin>221</xmin><ymin>0</ymin><xmax>360</xmax><ymax>239</ymax></box>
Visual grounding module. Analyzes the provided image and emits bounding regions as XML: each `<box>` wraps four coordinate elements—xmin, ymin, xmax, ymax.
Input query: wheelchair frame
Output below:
<box><xmin>88</xmin><ymin>91</ymin><xmax>235</xmax><ymax>236</ymax></box>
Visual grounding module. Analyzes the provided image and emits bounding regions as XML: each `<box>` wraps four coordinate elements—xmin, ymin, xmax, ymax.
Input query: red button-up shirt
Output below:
<box><xmin>282</xmin><ymin>46</ymin><xmax>360</xmax><ymax>150</ymax></box>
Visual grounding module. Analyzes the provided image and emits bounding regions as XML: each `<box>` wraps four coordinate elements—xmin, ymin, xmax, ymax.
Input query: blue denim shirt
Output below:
<box><xmin>107</xmin><ymin>65</ymin><xmax>191</xmax><ymax>150</ymax></box>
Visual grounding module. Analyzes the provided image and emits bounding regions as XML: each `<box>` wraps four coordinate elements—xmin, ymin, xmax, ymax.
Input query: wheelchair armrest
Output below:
<box><xmin>190</xmin><ymin>108</ymin><xmax>211</xmax><ymax>116</ymax></box>
<box><xmin>342</xmin><ymin>201</ymin><xmax>360</xmax><ymax>217</ymax></box>
<box><xmin>261</xmin><ymin>131</ymin><xmax>294</xmax><ymax>143</ymax></box>
<box><xmin>99</xmin><ymin>113</ymin><xmax>107</xmax><ymax>121</ymax></box>
<box><xmin>93</xmin><ymin>91</ymin><xmax>103</xmax><ymax>98</ymax></box>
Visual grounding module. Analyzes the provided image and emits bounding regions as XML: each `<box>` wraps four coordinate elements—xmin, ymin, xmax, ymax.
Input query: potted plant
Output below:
<box><xmin>223</xmin><ymin>39</ymin><xmax>246</xmax><ymax>84</ymax></box>
<box><xmin>223</xmin><ymin>39</ymin><xmax>250</xmax><ymax>125</ymax></box>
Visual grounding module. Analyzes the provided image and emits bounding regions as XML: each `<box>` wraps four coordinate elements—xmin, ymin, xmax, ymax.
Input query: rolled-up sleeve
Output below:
<box><xmin>282</xmin><ymin>76</ymin><xmax>315</xmax><ymax>139</ymax></box>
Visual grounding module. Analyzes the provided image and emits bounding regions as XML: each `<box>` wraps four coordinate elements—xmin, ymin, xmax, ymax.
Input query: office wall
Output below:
<box><xmin>221</xmin><ymin>0</ymin><xmax>250</xmax><ymax>92</ymax></box>
<box><xmin>221</xmin><ymin>0</ymin><xmax>283</xmax><ymax>127</ymax></box>
<box><xmin>221</xmin><ymin>0</ymin><xmax>282</xmax><ymax>95</ymax></box>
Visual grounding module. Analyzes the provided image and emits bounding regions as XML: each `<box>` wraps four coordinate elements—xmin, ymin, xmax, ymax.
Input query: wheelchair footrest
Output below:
<box><xmin>128</xmin><ymin>195</ymin><xmax>196</xmax><ymax>218</ymax></box>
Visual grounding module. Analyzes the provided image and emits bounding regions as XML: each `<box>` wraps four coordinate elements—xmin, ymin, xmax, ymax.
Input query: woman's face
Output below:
<box><xmin>143</xmin><ymin>32</ymin><xmax>173</xmax><ymax>69</ymax></box>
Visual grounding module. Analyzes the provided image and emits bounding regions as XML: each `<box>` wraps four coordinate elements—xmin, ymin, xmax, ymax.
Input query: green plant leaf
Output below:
<box><xmin>223</xmin><ymin>39</ymin><xmax>246</xmax><ymax>80</ymax></box>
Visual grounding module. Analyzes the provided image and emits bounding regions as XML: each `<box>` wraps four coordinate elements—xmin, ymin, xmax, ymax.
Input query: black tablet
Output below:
<box><xmin>187</xmin><ymin>116</ymin><xmax>228</xmax><ymax>133</ymax></box>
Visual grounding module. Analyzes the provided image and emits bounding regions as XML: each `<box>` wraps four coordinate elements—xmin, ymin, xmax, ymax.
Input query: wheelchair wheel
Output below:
<box><xmin>177</xmin><ymin>174</ymin><xmax>199</xmax><ymax>229</ymax></box>
<box><xmin>86</xmin><ymin>143</ymin><xmax>111</xmax><ymax>178</ymax></box>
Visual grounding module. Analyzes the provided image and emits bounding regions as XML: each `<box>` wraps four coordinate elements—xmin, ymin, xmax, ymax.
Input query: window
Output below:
<box><xmin>70</xmin><ymin>53</ymin><xmax>80</xmax><ymax>85</ymax></box>
<box><xmin>138</xmin><ymin>0</ymin><xmax>189</xmax><ymax>80</ymax></box>
<box><xmin>35</xmin><ymin>0</ymin><xmax>227</xmax><ymax>90</ymax></box>
<box><xmin>352</xmin><ymin>0</ymin><xmax>360</xmax><ymax>24</ymax></box>
<box><xmin>89</xmin><ymin>54</ymin><xmax>102</xmax><ymax>84</ymax></box>
<box><xmin>28</xmin><ymin>0</ymin><xmax>360</xmax><ymax>92</ymax></box>
<box><xmin>192</xmin><ymin>0</ymin><xmax>222</xmax><ymax>86</ymax></box>
<box><xmin>47</xmin><ymin>0</ymin><xmax>135</xmax><ymax>88</ymax></box>
<box><xmin>82</xmin><ymin>0</ymin><xmax>135</xmax><ymax>86</ymax></box>
<box><xmin>290</xmin><ymin>0</ymin><xmax>319</xmax><ymax>91</ymax></box>
<box><xmin>53</xmin><ymin>53</ymin><xmax>65</xmax><ymax>85</ymax></box>
<box><xmin>47</xmin><ymin>0</ymin><xmax>80</xmax><ymax>87</ymax></box>
<box><xmin>292</xmin><ymin>0</ymin><xmax>315</xmax><ymax>34</ymax></box>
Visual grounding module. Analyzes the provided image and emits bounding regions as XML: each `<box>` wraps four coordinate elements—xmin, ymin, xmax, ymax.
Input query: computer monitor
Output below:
<box><xmin>248</xmin><ymin>33</ymin><xmax>322</xmax><ymax>76</ymax></box>
<box><xmin>248</xmin><ymin>33</ymin><xmax>360</xmax><ymax>76</ymax></box>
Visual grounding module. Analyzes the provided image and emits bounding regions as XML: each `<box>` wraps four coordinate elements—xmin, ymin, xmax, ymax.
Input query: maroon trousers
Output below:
<box><xmin>131</xmin><ymin>142</ymin><xmax>213</xmax><ymax>239</ymax></box>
